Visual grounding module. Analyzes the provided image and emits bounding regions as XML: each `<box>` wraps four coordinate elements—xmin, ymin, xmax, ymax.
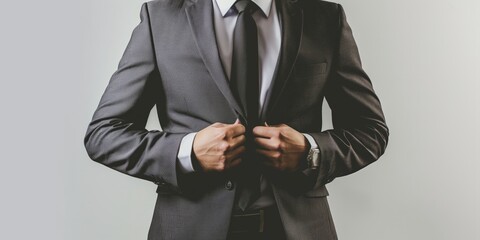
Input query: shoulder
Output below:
<box><xmin>298</xmin><ymin>0</ymin><xmax>341</xmax><ymax>14</ymax></box>
<box><xmin>299</xmin><ymin>0</ymin><xmax>339</xmax><ymax>10</ymax></box>
<box><xmin>297</xmin><ymin>0</ymin><xmax>343</xmax><ymax>25</ymax></box>
<box><xmin>138</xmin><ymin>0</ymin><xmax>193</xmax><ymax>21</ymax></box>
<box><xmin>144</xmin><ymin>0</ymin><xmax>190</xmax><ymax>11</ymax></box>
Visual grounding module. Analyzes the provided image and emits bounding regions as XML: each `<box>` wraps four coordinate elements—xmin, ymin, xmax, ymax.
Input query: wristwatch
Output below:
<box><xmin>306</xmin><ymin>148</ymin><xmax>320</xmax><ymax>169</ymax></box>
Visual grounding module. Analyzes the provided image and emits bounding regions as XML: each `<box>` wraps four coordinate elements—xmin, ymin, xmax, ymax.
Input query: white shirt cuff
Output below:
<box><xmin>302</xmin><ymin>133</ymin><xmax>318</xmax><ymax>149</ymax></box>
<box><xmin>177</xmin><ymin>132</ymin><xmax>197</xmax><ymax>173</ymax></box>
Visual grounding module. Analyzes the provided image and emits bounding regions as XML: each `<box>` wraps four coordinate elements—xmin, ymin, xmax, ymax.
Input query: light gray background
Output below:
<box><xmin>1</xmin><ymin>0</ymin><xmax>479</xmax><ymax>239</ymax></box>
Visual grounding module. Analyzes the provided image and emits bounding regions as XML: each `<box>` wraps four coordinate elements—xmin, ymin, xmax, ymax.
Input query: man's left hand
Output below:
<box><xmin>253</xmin><ymin>124</ymin><xmax>310</xmax><ymax>172</ymax></box>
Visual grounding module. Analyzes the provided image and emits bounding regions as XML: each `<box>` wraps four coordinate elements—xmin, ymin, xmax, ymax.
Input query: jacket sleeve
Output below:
<box><xmin>308</xmin><ymin>4</ymin><xmax>389</xmax><ymax>186</ymax></box>
<box><xmin>84</xmin><ymin>3</ymin><xmax>187</xmax><ymax>190</ymax></box>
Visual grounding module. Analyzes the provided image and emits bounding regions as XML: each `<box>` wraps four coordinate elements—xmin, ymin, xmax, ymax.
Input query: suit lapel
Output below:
<box><xmin>263</xmin><ymin>0</ymin><xmax>304</xmax><ymax>122</ymax></box>
<box><xmin>185</xmin><ymin>0</ymin><xmax>247</xmax><ymax>122</ymax></box>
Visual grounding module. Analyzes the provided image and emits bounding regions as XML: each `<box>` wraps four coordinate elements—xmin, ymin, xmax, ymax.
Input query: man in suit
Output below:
<box><xmin>84</xmin><ymin>0</ymin><xmax>389</xmax><ymax>239</ymax></box>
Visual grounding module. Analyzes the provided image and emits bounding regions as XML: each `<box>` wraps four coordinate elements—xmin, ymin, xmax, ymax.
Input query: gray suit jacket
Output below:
<box><xmin>84</xmin><ymin>0</ymin><xmax>389</xmax><ymax>239</ymax></box>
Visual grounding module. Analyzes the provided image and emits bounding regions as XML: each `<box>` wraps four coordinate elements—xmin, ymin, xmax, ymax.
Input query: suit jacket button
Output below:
<box><xmin>225</xmin><ymin>180</ymin><xmax>234</xmax><ymax>190</ymax></box>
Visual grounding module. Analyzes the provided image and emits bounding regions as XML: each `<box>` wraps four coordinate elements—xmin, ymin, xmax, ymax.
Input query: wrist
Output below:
<box><xmin>191</xmin><ymin>148</ymin><xmax>202</xmax><ymax>171</ymax></box>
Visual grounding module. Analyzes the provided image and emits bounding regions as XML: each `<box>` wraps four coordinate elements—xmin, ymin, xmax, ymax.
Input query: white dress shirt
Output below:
<box><xmin>177</xmin><ymin>0</ymin><xmax>318</xmax><ymax>185</ymax></box>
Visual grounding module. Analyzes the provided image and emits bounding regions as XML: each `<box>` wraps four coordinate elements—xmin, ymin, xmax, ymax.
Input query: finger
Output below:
<box><xmin>234</xmin><ymin>118</ymin><xmax>240</xmax><ymax>124</ymax></box>
<box><xmin>228</xmin><ymin>135</ymin><xmax>246</xmax><ymax>150</ymax></box>
<box><xmin>255</xmin><ymin>150</ymin><xmax>282</xmax><ymax>170</ymax></box>
<box><xmin>225</xmin><ymin>145</ymin><xmax>246</xmax><ymax>160</ymax></box>
<box><xmin>256</xmin><ymin>152</ymin><xmax>277</xmax><ymax>168</ymax></box>
<box><xmin>255</xmin><ymin>148</ymin><xmax>281</xmax><ymax>160</ymax></box>
<box><xmin>260</xmin><ymin>158</ymin><xmax>275</xmax><ymax>167</ymax></box>
<box><xmin>226</xmin><ymin>158</ymin><xmax>242</xmax><ymax>170</ymax></box>
<box><xmin>225</xmin><ymin>123</ymin><xmax>246</xmax><ymax>138</ymax></box>
<box><xmin>268</xmin><ymin>123</ymin><xmax>288</xmax><ymax>128</ymax></box>
<box><xmin>254</xmin><ymin>137</ymin><xmax>280</xmax><ymax>151</ymax></box>
<box><xmin>252</xmin><ymin>126</ymin><xmax>276</xmax><ymax>138</ymax></box>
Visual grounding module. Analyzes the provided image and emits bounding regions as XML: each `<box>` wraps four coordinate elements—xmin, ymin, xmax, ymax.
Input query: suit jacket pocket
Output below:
<box><xmin>294</xmin><ymin>62</ymin><xmax>328</xmax><ymax>79</ymax></box>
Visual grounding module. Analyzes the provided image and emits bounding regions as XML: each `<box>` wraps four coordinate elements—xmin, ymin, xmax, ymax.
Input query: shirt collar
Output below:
<box><xmin>214</xmin><ymin>0</ymin><xmax>272</xmax><ymax>17</ymax></box>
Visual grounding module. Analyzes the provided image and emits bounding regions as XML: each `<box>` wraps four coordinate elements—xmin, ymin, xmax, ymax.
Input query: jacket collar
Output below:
<box><xmin>185</xmin><ymin>0</ymin><xmax>304</xmax><ymax>124</ymax></box>
<box><xmin>214</xmin><ymin>0</ymin><xmax>273</xmax><ymax>17</ymax></box>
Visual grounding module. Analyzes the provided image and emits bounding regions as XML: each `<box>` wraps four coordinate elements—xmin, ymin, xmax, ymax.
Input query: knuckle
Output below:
<box><xmin>273</xmin><ymin>141</ymin><xmax>282</xmax><ymax>150</ymax></box>
<box><xmin>215</xmin><ymin>130</ymin><xmax>227</xmax><ymax>140</ymax></box>
<box><xmin>222</xmin><ymin>144</ymin><xmax>231</xmax><ymax>152</ymax></box>
<box><xmin>216</xmin><ymin>159</ymin><xmax>226</xmax><ymax>169</ymax></box>
<box><xmin>225</xmin><ymin>129</ymin><xmax>234</xmax><ymax>137</ymax></box>
<box><xmin>239</xmin><ymin>124</ymin><xmax>246</xmax><ymax>133</ymax></box>
<box><xmin>218</xmin><ymin>141</ymin><xmax>229</xmax><ymax>152</ymax></box>
<box><xmin>216</xmin><ymin>164</ymin><xmax>225</xmax><ymax>171</ymax></box>
<box><xmin>274</xmin><ymin>130</ymin><xmax>281</xmax><ymax>138</ymax></box>
<box><xmin>220</xmin><ymin>131</ymin><xmax>228</xmax><ymax>139</ymax></box>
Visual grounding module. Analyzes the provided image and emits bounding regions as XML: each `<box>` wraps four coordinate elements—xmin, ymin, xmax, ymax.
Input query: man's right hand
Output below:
<box><xmin>192</xmin><ymin>119</ymin><xmax>246</xmax><ymax>172</ymax></box>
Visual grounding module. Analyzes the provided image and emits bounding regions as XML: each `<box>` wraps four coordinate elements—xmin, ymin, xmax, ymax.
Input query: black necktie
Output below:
<box><xmin>231</xmin><ymin>0</ymin><xmax>259</xmax><ymax>126</ymax></box>
<box><xmin>230</xmin><ymin>0</ymin><xmax>261</xmax><ymax>211</ymax></box>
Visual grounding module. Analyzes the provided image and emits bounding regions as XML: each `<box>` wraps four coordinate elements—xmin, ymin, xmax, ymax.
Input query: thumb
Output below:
<box><xmin>234</xmin><ymin>118</ymin><xmax>241</xmax><ymax>125</ymax></box>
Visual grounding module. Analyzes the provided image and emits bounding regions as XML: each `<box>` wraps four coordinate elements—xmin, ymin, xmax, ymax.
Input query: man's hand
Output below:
<box><xmin>192</xmin><ymin>119</ymin><xmax>246</xmax><ymax>172</ymax></box>
<box><xmin>253</xmin><ymin>123</ymin><xmax>310</xmax><ymax>172</ymax></box>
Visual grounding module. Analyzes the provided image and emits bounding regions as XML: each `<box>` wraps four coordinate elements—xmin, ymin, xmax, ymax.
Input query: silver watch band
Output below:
<box><xmin>307</xmin><ymin>148</ymin><xmax>320</xmax><ymax>169</ymax></box>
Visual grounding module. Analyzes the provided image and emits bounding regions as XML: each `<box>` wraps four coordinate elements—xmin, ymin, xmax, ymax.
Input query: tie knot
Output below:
<box><xmin>233</xmin><ymin>0</ymin><xmax>257</xmax><ymax>14</ymax></box>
